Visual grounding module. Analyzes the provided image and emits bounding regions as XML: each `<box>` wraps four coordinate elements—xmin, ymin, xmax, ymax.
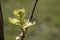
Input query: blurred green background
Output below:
<box><xmin>1</xmin><ymin>0</ymin><xmax>60</xmax><ymax>40</ymax></box>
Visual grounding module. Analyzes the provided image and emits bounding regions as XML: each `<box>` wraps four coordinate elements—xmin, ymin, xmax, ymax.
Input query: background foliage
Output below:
<box><xmin>1</xmin><ymin>0</ymin><xmax>60</xmax><ymax>40</ymax></box>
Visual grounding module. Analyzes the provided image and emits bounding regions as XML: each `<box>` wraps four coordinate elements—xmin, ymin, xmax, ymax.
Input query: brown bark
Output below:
<box><xmin>0</xmin><ymin>2</ymin><xmax>4</xmax><ymax>40</ymax></box>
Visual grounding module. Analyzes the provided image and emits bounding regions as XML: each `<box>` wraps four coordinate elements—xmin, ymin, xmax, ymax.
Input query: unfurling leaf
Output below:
<box><xmin>14</xmin><ymin>8</ymin><xmax>25</xmax><ymax>20</ymax></box>
<box><xmin>8</xmin><ymin>17</ymin><xmax>20</xmax><ymax>25</ymax></box>
<box><xmin>14</xmin><ymin>10</ymin><xmax>20</xmax><ymax>17</ymax></box>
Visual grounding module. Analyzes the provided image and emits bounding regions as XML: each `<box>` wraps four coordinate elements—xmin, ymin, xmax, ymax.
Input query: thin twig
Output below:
<box><xmin>29</xmin><ymin>0</ymin><xmax>38</xmax><ymax>21</ymax></box>
<box><xmin>16</xmin><ymin>27</ymin><xmax>27</xmax><ymax>40</ymax></box>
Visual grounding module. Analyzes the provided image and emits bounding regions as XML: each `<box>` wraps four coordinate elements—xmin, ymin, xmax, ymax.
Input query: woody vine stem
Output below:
<box><xmin>16</xmin><ymin>0</ymin><xmax>38</xmax><ymax>40</ymax></box>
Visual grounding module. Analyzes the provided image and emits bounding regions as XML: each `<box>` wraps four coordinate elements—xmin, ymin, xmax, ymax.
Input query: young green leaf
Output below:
<box><xmin>8</xmin><ymin>17</ymin><xmax>20</xmax><ymax>25</ymax></box>
<box><xmin>14</xmin><ymin>8</ymin><xmax>25</xmax><ymax>20</ymax></box>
